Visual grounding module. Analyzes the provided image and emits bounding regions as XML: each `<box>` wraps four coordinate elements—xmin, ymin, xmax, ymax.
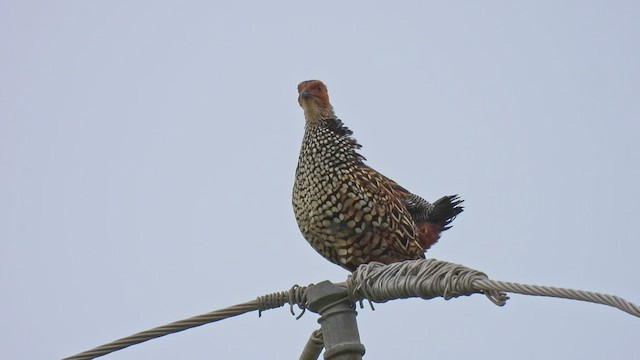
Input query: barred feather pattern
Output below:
<box><xmin>292</xmin><ymin>117</ymin><xmax>463</xmax><ymax>271</ymax></box>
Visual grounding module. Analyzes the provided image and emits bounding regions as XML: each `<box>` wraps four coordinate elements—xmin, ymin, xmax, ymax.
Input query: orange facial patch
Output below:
<box><xmin>297</xmin><ymin>80</ymin><xmax>331</xmax><ymax>109</ymax></box>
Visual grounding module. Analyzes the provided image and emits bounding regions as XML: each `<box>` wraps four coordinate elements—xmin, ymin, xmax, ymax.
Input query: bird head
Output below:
<box><xmin>297</xmin><ymin>80</ymin><xmax>334</xmax><ymax>122</ymax></box>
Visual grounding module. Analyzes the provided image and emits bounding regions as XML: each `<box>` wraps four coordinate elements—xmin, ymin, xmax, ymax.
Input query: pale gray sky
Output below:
<box><xmin>2</xmin><ymin>1</ymin><xmax>639</xmax><ymax>359</ymax></box>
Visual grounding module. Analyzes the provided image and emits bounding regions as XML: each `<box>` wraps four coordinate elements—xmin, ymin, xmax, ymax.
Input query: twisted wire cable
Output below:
<box><xmin>63</xmin><ymin>286</ymin><xmax>310</xmax><ymax>360</ymax></box>
<box><xmin>347</xmin><ymin>259</ymin><xmax>640</xmax><ymax>317</ymax></box>
<box><xmin>62</xmin><ymin>301</ymin><xmax>259</xmax><ymax>360</ymax></box>
<box><xmin>347</xmin><ymin>259</ymin><xmax>508</xmax><ymax>305</ymax></box>
<box><xmin>473</xmin><ymin>279</ymin><xmax>640</xmax><ymax>317</ymax></box>
<box><xmin>63</xmin><ymin>259</ymin><xmax>639</xmax><ymax>359</ymax></box>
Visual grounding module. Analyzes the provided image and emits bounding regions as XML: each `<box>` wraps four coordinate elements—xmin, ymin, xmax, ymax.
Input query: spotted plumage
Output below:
<box><xmin>292</xmin><ymin>80</ymin><xmax>463</xmax><ymax>271</ymax></box>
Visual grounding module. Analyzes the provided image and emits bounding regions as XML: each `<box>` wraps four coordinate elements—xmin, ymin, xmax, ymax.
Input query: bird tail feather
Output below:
<box><xmin>428</xmin><ymin>195</ymin><xmax>464</xmax><ymax>230</ymax></box>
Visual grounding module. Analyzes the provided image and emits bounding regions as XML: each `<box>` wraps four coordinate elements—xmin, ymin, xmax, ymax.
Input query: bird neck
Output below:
<box><xmin>303</xmin><ymin>107</ymin><xmax>336</xmax><ymax>125</ymax></box>
<box><xmin>303</xmin><ymin>117</ymin><xmax>365</xmax><ymax>163</ymax></box>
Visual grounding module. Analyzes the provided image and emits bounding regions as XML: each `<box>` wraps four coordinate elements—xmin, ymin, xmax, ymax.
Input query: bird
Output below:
<box><xmin>292</xmin><ymin>80</ymin><xmax>464</xmax><ymax>272</ymax></box>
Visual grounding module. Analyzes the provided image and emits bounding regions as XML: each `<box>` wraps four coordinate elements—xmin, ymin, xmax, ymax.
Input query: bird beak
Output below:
<box><xmin>299</xmin><ymin>89</ymin><xmax>313</xmax><ymax>100</ymax></box>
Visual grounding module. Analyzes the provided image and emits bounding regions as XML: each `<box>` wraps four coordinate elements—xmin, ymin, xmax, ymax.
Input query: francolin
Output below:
<box><xmin>293</xmin><ymin>80</ymin><xmax>463</xmax><ymax>271</ymax></box>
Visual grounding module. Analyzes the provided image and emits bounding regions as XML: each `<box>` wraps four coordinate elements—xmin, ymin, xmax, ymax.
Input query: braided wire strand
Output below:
<box><xmin>62</xmin><ymin>301</ymin><xmax>259</xmax><ymax>360</ymax></box>
<box><xmin>256</xmin><ymin>284</ymin><xmax>310</xmax><ymax>318</ymax></box>
<box><xmin>347</xmin><ymin>259</ymin><xmax>509</xmax><ymax>305</ymax></box>
<box><xmin>64</xmin><ymin>285</ymin><xmax>310</xmax><ymax>360</ymax></box>
<box><xmin>474</xmin><ymin>279</ymin><xmax>640</xmax><ymax>317</ymax></box>
<box><xmin>346</xmin><ymin>259</ymin><xmax>639</xmax><ymax>318</ymax></box>
<box><xmin>63</xmin><ymin>259</ymin><xmax>639</xmax><ymax>359</ymax></box>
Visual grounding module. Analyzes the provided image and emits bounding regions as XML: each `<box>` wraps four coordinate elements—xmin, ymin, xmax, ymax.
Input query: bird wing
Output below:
<box><xmin>352</xmin><ymin>166</ymin><xmax>424</xmax><ymax>256</ymax></box>
<box><xmin>362</xmin><ymin>171</ymin><xmax>434</xmax><ymax>223</ymax></box>
<box><xmin>357</xmin><ymin>168</ymin><xmax>463</xmax><ymax>252</ymax></box>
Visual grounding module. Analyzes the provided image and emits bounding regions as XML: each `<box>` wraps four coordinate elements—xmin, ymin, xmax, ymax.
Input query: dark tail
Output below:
<box><xmin>428</xmin><ymin>194</ymin><xmax>464</xmax><ymax>230</ymax></box>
